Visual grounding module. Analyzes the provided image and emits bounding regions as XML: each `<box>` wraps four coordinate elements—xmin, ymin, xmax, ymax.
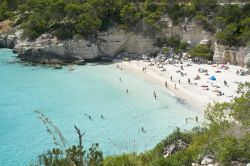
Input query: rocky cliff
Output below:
<box><xmin>213</xmin><ymin>42</ymin><xmax>250</xmax><ymax>67</ymax></box>
<box><xmin>0</xmin><ymin>23</ymin><xmax>249</xmax><ymax>67</ymax></box>
<box><xmin>0</xmin><ymin>27</ymin><xmax>160</xmax><ymax>64</ymax></box>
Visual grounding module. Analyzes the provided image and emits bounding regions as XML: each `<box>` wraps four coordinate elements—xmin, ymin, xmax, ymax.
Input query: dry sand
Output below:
<box><xmin>113</xmin><ymin>60</ymin><xmax>250</xmax><ymax>110</ymax></box>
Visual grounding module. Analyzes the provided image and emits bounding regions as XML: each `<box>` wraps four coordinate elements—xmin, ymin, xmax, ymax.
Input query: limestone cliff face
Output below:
<box><xmin>160</xmin><ymin>16</ymin><xmax>214</xmax><ymax>46</ymax></box>
<box><xmin>98</xmin><ymin>28</ymin><xmax>159</xmax><ymax>56</ymax></box>
<box><xmin>0</xmin><ymin>22</ymin><xmax>249</xmax><ymax>67</ymax></box>
<box><xmin>213</xmin><ymin>42</ymin><xmax>250</xmax><ymax>67</ymax></box>
<box><xmin>0</xmin><ymin>27</ymin><xmax>159</xmax><ymax>64</ymax></box>
<box><xmin>14</xmin><ymin>34</ymin><xmax>99</xmax><ymax>63</ymax></box>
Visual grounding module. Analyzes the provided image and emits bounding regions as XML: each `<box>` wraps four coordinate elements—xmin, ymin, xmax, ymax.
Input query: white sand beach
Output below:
<box><xmin>114</xmin><ymin>60</ymin><xmax>250</xmax><ymax>110</ymax></box>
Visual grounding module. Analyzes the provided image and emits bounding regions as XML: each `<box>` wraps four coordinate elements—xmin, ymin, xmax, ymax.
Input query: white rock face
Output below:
<box><xmin>213</xmin><ymin>42</ymin><xmax>250</xmax><ymax>67</ymax></box>
<box><xmin>244</xmin><ymin>53</ymin><xmax>250</xmax><ymax>68</ymax></box>
<box><xmin>8</xmin><ymin>27</ymin><xmax>159</xmax><ymax>63</ymax></box>
<box><xmin>98</xmin><ymin>28</ymin><xmax>159</xmax><ymax>56</ymax></box>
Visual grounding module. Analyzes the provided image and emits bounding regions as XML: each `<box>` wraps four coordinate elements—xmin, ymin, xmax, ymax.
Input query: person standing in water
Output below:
<box><xmin>153</xmin><ymin>90</ymin><xmax>157</xmax><ymax>99</ymax></box>
<box><xmin>126</xmin><ymin>89</ymin><xmax>129</xmax><ymax>94</ymax></box>
<box><xmin>141</xmin><ymin>126</ymin><xmax>145</xmax><ymax>133</ymax></box>
<box><xmin>101</xmin><ymin>115</ymin><xmax>104</xmax><ymax>120</ymax></box>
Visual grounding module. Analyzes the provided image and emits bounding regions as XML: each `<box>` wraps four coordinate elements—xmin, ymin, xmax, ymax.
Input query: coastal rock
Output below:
<box><xmin>0</xmin><ymin>34</ymin><xmax>17</xmax><ymax>48</ymax></box>
<box><xmin>163</xmin><ymin>139</ymin><xmax>188</xmax><ymax>158</ymax></box>
<box><xmin>15</xmin><ymin>34</ymin><xmax>99</xmax><ymax>63</ymax></box>
<box><xmin>98</xmin><ymin>28</ymin><xmax>159</xmax><ymax>57</ymax></box>
<box><xmin>244</xmin><ymin>53</ymin><xmax>250</xmax><ymax>68</ymax></box>
<box><xmin>201</xmin><ymin>155</ymin><xmax>214</xmax><ymax>165</ymax></box>
<box><xmin>6</xmin><ymin>27</ymin><xmax>160</xmax><ymax>63</ymax></box>
<box><xmin>213</xmin><ymin>42</ymin><xmax>250</xmax><ymax>67</ymax></box>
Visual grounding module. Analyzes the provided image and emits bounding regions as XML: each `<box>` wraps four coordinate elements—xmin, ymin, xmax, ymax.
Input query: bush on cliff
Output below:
<box><xmin>189</xmin><ymin>44</ymin><xmax>213</xmax><ymax>61</ymax></box>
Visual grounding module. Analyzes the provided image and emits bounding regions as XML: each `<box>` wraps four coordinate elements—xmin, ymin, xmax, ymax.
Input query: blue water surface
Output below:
<box><xmin>0</xmin><ymin>49</ymin><xmax>202</xmax><ymax>166</ymax></box>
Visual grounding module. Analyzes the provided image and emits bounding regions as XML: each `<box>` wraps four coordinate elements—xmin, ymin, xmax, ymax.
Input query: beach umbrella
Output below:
<box><xmin>210</xmin><ymin>76</ymin><xmax>216</xmax><ymax>81</ymax></box>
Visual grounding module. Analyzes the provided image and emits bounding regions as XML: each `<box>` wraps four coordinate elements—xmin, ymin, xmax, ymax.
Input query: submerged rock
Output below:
<box><xmin>54</xmin><ymin>64</ymin><xmax>62</xmax><ymax>69</ymax></box>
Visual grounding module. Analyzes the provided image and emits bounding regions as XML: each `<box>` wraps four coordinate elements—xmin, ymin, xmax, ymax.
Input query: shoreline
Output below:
<box><xmin>112</xmin><ymin>60</ymin><xmax>250</xmax><ymax>111</ymax></box>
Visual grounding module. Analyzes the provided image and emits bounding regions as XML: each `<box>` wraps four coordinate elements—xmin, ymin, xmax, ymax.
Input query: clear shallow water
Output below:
<box><xmin>0</xmin><ymin>49</ymin><xmax>201</xmax><ymax>166</ymax></box>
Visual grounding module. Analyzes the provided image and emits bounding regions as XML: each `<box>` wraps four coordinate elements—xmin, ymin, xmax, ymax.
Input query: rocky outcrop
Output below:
<box><xmin>1</xmin><ymin>23</ymin><xmax>249</xmax><ymax>66</ymax></box>
<box><xmin>0</xmin><ymin>34</ymin><xmax>17</xmax><ymax>48</ymax></box>
<box><xmin>244</xmin><ymin>53</ymin><xmax>250</xmax><ymax>68</ymax></box>
<box><xmin>14</xmin><ymin>34</ymin><xmax>99</xmax><ymax>63</ymax></box>
<box><xmin>98</xmin><ymin>28</ymin><xmax>159</xmax><ymax>57</ymax></box>
<box><xmin>160</xmin><ymin>16</ymin><xmax>214</xmax><ymax>46</ymax></box>
<box><xmin>0</xmin><ymin>27</ymin><xmax>159</xmax><ymax>64</ymax></box>
<box><xmin>213</xmin><ymin>42</ymin><xmax>250</xmax><ymax>67</ymax></box>
<box><xmin>163</xmin><ymin>139</ymin><xmax>188</xmax><ymax>158</ymax></box>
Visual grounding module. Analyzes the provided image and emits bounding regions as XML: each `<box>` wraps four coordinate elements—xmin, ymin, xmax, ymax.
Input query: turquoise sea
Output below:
<box><xmin>0</xmin><ymin>49</ymin><xmax>201</xmax><ymax>166</ymax></box>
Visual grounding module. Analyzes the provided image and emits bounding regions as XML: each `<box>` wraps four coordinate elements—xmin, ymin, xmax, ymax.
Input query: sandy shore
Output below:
<box><xmin>113</xmin><ymin>60</ymin><xmax>250</xmax><ymax>110</ymax></box>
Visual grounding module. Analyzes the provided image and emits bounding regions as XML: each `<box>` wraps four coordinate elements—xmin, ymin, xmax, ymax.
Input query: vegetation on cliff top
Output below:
<box><xmin>1</xmin><ymin>0</ymin><xmax>250</xmax><ymax>47</ymax></box>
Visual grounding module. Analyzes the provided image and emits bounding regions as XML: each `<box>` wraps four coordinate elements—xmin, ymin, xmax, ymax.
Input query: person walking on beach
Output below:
<box><xmin>170</xmin><ymin>76</ymin><xmax>173</xmax><ymax>81</ymax></box>
<box><xmin>188</xmin><ymin>78</ymin><xmax>191</xmax><ymax>84</ymax></box>
<box><xmin>175</xmin><ymin>84</ymin><xmax>177</xmax><ymax>89</ymax></box>
<box><xmin>165</xmin><ymin>81</ymin><xmax>168</xmax><ymax>88</ymax></box>
<box><xmin>195</xmin><ymin>116</ymin><xmax>198</xmax><ymax>122</ymax></box>
<box><xmin>179</xmin><ymin>79</ymin><xmax>180</xmax><ymax>84</ymax></box>
<box><xmin>119</xmin><ymin>78</ymin><xmax>122</xmax><ymax>82</ymax></box>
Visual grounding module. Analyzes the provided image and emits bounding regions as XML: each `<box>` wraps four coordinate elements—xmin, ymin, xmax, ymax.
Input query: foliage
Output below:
<box><xmin>156</xmin><ymin>35</ymin><xmax>189</xmax><ymax>53</ymax></box>
<box><xmin>120</xmin><ymin>3</ymin><xmax>141</xmax><ymax>29</ymax></box>
<box><xmin>1</xmin><ymin>0</ymin><xmax>250</xmax><ymax>47</ymax></box>
<box><xmin>31</xmin><ymin>111</ymin><xmax>103</xmax><ymax>166</ymax></box>
<box><xmin>189</xmin><ymin>44</ymin><xmax>213</xmax><ymax>60</ymax></box>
